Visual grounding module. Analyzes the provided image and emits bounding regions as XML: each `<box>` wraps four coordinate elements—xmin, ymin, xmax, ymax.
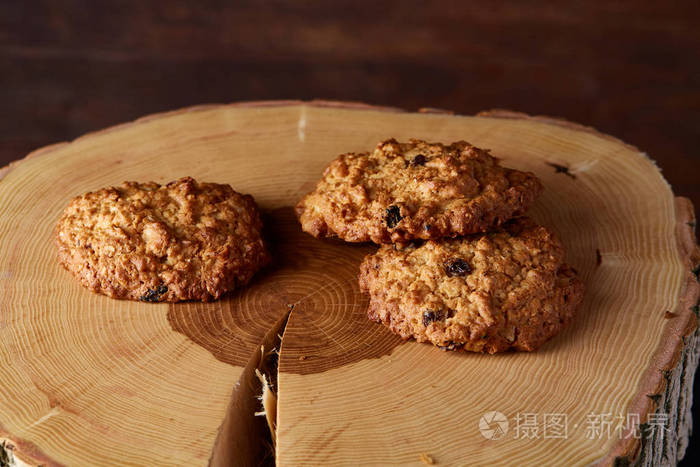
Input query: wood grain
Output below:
<box><xmin>0</xmin><ymin>102</ymin><xmax>697</xmax><ymax>466</ymax></box>
<box><xmin>273</xmin><ymin>104</ymin><xmax>698</xmax><ymax>466</ymax></box>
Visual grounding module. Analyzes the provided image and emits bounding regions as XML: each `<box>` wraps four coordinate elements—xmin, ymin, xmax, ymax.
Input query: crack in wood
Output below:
<box><xmin>208</xmin><ymin>309</ymin><xmax>291</xmax><ymax>467</ymax></box>
<box><xmin>546</xmin><ymin>161</ymin><xmax>576</xmax><ymax>179</ymax></box>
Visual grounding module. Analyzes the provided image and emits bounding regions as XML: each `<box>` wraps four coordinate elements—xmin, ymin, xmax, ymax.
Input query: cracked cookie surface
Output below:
<box><xmin>56</xmin><ymin>177</ymin><xmax>269</xmax><ymax>302</ymax></box>
<box><xmin>359</xmin><ymin>217</ymin><xmax>584</xmax><ymax>353</ymax></box>
<box><xmin>296</xmin><ymin>138</ymin><xmax>543</xmax><ymax>244</ymax></box>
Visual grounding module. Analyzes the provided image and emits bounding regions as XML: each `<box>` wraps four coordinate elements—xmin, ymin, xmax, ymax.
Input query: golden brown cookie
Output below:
<box><xmin>296</xmin><ymin>138</ymin><xmax>543</xmax><ymax>244</ymax></box>
<box><xmin>358</xmin><ymin>217</ymin><xmax>584</xmax><ymax>353</ymax></box>
<box><xmin>56</xmin><ymin>177</ymin><xmax>269</xmax><ymax>302</ymax></box>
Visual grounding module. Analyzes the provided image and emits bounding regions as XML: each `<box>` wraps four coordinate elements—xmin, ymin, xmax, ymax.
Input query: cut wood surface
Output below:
<box><xmin>0</xmin><ymin>102</ymin><xmax>697</xmax><ymax>466</ymax></box>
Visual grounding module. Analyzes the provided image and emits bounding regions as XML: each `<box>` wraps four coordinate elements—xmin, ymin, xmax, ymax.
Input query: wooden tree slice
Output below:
<box><xmin>0</xmin><ymin>102</ymin><xmax>697</xmax><ymax>466</ymax></box>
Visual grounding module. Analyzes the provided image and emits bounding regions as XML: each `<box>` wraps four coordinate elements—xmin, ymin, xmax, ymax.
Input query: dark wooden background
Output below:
<box><xmin>1</xmin><ymin>0</ymin><xmax>698</xmax><ymax>464</ymax></box>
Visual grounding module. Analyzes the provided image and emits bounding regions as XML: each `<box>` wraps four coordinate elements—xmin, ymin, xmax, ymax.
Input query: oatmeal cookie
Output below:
<box><xmin>358</xmin><ymin>217</ymin><xmax>584</xmax><ymax>353</ymax></box>
<box><xmin>56</xmin><ymin>177</ymin><xmax>269</xmax><ymax>302</ymax></box>
<box><xmin>296</xmin><ymin>139</ymin><xmax>542</xmax><ymax>244</ymax></box>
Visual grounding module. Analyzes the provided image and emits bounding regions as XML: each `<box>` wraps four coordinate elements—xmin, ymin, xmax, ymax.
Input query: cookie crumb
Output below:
<box><xmin>419</xmin><ymin>452</ymin><xmax>435</xmax><ymax>465</ymax></box>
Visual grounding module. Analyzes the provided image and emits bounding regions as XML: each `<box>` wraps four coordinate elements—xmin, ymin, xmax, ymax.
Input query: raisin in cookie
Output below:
<box><xmin>359</xmin><ymin>217</ymin><xmax>584</xmax><ymax>353</ymax></box>
<box><xmin>56</xmin><ymin>177</ymin><xmax>269</xmax><ymax>302</ymax></box>
<box><xmin>296</xmin><ymin>138</ymin><xmax>542</xmax><ymax>244</ymax></box>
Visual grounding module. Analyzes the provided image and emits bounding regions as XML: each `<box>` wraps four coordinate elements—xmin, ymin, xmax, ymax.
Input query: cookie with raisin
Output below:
<box><xmin>56</xmin><ymin>177</ymin><xmax>269</xmax><ymax>302</ymax></box>
<box><xmin>296</xmin><ymin>138</ymin><xmax>543</xmax><ymax>244</ymax></box>
<box><xmin>358</xmin><ymin>217</ymin><xmax>584</xmax><ymax>353</ymax></box>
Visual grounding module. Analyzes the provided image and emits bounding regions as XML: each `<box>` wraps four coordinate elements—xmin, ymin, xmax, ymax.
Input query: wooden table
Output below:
<box><xmin>1</xmin><ymin>1</ymin><xmax>698</xmax><ymax>465</ymax></box>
